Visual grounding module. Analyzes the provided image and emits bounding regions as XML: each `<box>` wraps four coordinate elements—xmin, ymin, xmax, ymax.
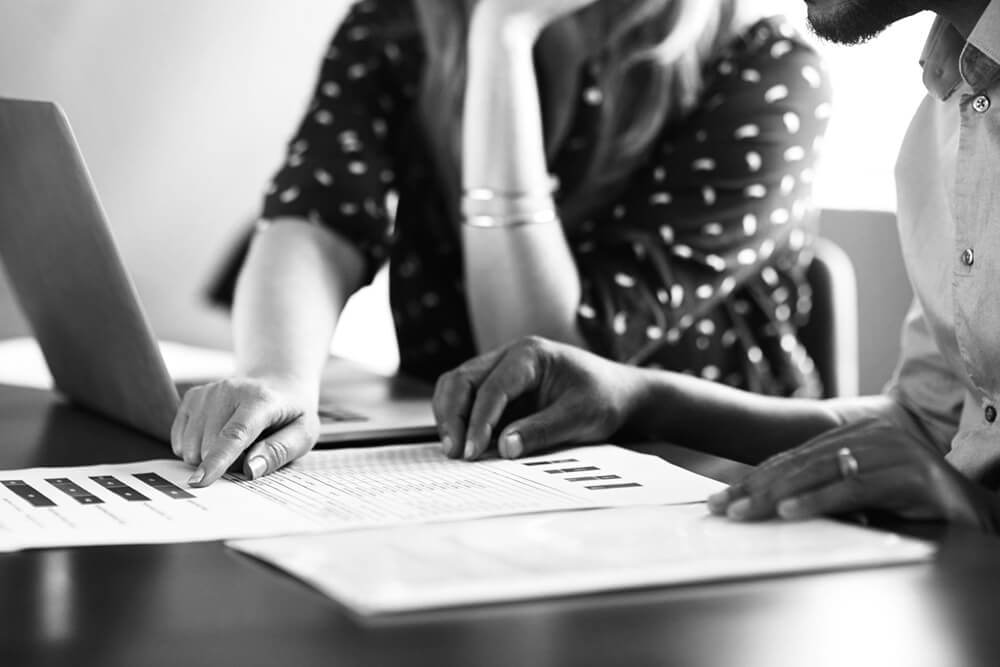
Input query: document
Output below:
<box><xmin>0</xmin><ymin>444</ymin><xmax>723</xmax><ymax>551</ymax></box>
<box><xmin>229</xmin><ymin>505</ymin><xmax>936</xmax><ymax>615</ymax></box>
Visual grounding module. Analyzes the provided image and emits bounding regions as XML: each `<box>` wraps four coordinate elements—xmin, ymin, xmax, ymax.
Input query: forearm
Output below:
<box><xmin>463</xmin><ymin>8</ymin><xmax>548</xmax><ymax>191</ymax></box>
<box><xmin>232</xmin><ymin>219</ymin><xmax>363</xmax><ymax>399</ymax></box>
<box><xmin>462</xmin><ymin>224</ymin><xmax>585</xmax><ymax>349</ymax></box>
<box><xmin>460</xmin><ymin>9</ymin><xmax>584</xmax><ymax>351</ymax></box>
<box><xmin>628</xmin><ymin>369</ymin><xmax>843</xmax><ymax>463</ymax></box>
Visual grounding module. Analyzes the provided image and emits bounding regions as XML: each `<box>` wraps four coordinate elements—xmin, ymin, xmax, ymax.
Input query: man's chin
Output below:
<box><xmin>806</xmin><ymin>0</ymin><xmax>916</xmax><ymax>45</ymax></box>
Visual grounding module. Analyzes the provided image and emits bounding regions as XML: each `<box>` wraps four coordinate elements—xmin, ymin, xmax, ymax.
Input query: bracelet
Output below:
<box><xmin>461</xmin><ymin>190</ymin><xmax>556</xmax><ymax>219</ymax></box>
<box><xmin>463</xmin><ymin>175</ymin><xmax>559</xmax><ymax>201</ymax></box>
<box><xmin>462</xmin><ymin>208</ymin><xmax>559</xmax><ymax>228</ymax></box>
<box><xmin>463</xmin><ymin>187</ymin><xmax>553</xmax><ymax>203</ymax></box>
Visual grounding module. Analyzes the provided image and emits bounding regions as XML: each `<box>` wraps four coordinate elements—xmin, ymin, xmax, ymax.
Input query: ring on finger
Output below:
<box><xmin>836</xmin><ymin>446</ymin><xmax>859</xmax><ymax>481</ymax></box>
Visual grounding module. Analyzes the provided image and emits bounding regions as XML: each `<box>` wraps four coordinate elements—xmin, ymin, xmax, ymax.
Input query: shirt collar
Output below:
<box><xmin>921</xmin><ymin>0</ymin><xmax>1000</xmax><ymax>100</ymax></box>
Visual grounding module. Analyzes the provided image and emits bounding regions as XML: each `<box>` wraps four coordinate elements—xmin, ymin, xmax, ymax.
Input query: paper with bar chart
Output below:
<box><xmin>0</xmin><ymin>444</ymin><xmax>724</xmax><ymax>551</ymax></box>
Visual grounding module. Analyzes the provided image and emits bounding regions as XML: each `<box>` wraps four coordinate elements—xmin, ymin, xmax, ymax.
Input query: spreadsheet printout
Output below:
<box><xmin>0</xmin><ymin>444</ymin><xmax>724</xmax><ymax>551</ymax></box>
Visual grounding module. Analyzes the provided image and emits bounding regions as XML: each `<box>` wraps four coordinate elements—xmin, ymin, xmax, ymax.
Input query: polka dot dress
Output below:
<box><xmin>246</xmin><ymin>1</ymin><xmax>832</xmax><ymax>396</ymax></box>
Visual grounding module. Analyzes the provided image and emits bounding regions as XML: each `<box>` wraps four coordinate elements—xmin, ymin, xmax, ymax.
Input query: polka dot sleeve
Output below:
<box><xmin>260</xmin><ymin>0</ymin><xmax>419</xmax><ymax>285</ymax></box>
<box><xmin>572</xmin><ymin>22</ymin><xmax>832</xmax><ymax>364</ymax></box>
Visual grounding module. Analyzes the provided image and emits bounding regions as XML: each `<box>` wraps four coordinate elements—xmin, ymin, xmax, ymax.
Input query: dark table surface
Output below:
<box><xmin>1</xmin><ymin>383</ymin><xmax>999</xmax><ymax>667</ymax></box>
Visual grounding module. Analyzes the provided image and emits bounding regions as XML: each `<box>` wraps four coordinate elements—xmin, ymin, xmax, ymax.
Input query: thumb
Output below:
<box><xmin>243</xmin><ymin>422</ymin><xmax>315</xmax><ymax>480</ymax></box>
<box><xmin>497</xmin><ymin>400</ymin><xmax>587</xmax><ymax>459</ymax></box>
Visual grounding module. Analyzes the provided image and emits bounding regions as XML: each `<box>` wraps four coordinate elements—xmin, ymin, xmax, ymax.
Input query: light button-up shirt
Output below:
<box><xmin>831</xmin><ymin>1</ymin><xmax>1000</xmax><ymax>487</ymax></box>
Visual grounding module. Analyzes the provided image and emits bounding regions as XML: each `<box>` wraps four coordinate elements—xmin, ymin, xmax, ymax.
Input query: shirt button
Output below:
<box><xmin>987</xmin><ymin>405</ymin><xmax>998</xmax><ymax>423</ymax></box>
<box><xmin>973</xmin><ymin>94</ymin><xmax>991</xmax><ymax>113</ymax></box>
<box><xmin>961</xmin><ymin>247</ymin><xmax>975</xmax><ymax>266</ymax></box>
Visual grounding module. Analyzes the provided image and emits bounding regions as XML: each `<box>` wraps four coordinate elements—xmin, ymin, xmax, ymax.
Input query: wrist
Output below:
<box><xmin>461</xmin><ymin>185</ymin><xmax>558</xmax><ymax>228</ymax></box>
<box><xmin>617</xmin><ymin>367</ymin><xmax>670</xmax><ymax>439</ymax></box>
<box><xmin>239</xmin><ymin>368</ymin><xmax>320</xmax><ymax>405</ymax></box>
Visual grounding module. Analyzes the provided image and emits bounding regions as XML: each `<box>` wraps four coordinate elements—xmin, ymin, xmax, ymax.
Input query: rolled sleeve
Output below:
<box><xmin>261</xmin><ymin>0</ymin><xmax>419</xmax><ymax>285</ymax></box>
<box><xmin>825</xmin><ymin>299</ymin><xmax>963</xmax><ymax>455</ymax></box>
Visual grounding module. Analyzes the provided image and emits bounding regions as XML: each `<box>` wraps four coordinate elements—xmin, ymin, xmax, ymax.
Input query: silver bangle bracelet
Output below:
<box><xmin>462</xmin><ymin>208</ymin><xmax>559</xmax><ymax>228</ymax></box>
<box><xmin>463</xmin><ymin>187</ymin><xmax>554</xmax><ymax>202</ymax></box>
<box><xmin>460</xmin><ymin>192</ymin><xmax>556</xmax><ymax>220</ymax></box>
<box><xmin>463</xmin><ymin>175</ymin><xmax>559</xmax><ymax>201</ymax></box>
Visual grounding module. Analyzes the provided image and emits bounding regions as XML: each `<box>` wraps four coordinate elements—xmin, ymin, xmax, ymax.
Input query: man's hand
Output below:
<box><xmin>433</xmin><ymin>336</ymin><xmax>646</xmax><ymax>460</ymax></box>
<box><xmin>171</xmin><ymin>376</ymin><xmax>320</xmax><ymax>487</ymax></box>
<box><xmin>708</xmin><ymin>419</ymin><xmax>989</xmax><ymax>527</ymax></box>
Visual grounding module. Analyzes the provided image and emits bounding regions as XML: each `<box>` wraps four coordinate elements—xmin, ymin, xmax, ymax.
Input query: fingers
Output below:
<box><xmin>433</xmin><ymin>373</ymin><xmax>474</xmax><ymax>458</ymax></box>
<box><xmin>463</xmin><ymin>354</ymin><xmax>539</xmax><ymax>460</ymax></box>
<box><xmin>498</xmin><ymin>401</ymin><xmax>585</xmax><ymax>459</ymax></box>
<box><xmin>735</xmin><ymin>419</ymin><xmax>875</xmax><ymax>487</ymax></box>
<box><xmin>707</xmin><ymin>419</ymin><xmax>942</xmax><ymax>522</ymax></box>
<box><xmin>242</xmin><ymin>421</ymin><xmax>317</xmax><ymax>480</ymax></box>
<box><xmin>170</xmin><ymin>402</ymin><xmax>190</xmax><ymax>458</ymax></box>
<box><xmin>190</xmin><ymin>399</ymin><xmax>276</xmax><ymax>487</ymax></box>
<box><xmin>774</xmin><ymin>464</ymin><xmax>927</xmax><ymax>521</ymax></box>
<box><xmin>433</xmin><ymin>347</ymin><xmax>507</xmax><ymax>458</ymax></box>
<box><xmin>707</xmin><ymin>420</ymin><xmax>885</xmax><ymax>518</ymax></box>
<box><xmin>774</xmin><ymin>470</ymin><xmax>889</xmax><ymax>520</ymax></box>
<box><xmin>712</xmin><ymin>451</ymin><xmax>841</xmax><ymax>521</ymax></box>
<box><xmin>173</xmin><ymin>378</ymin><xmax>319</xmax><ymax>488</ymax></box>
<box><xmin>432</xmin><ymin>337</ymin><xmax>624</xmax><ymax>461</ymax></box>
<box><xmin>178</xmin><ymin>389</ymin><xmax>210</xmax><ymax>467</ymax></box>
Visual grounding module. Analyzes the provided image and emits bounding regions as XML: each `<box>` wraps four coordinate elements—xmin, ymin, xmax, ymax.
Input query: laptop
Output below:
<box><xmin>0</xmin><ymin>97</ymin><xmax>437</xmax><ymax>445</ymax></box>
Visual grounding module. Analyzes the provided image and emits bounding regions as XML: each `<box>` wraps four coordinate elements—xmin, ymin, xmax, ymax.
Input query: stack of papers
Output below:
<box><xmin>230</xmin><ymin>505</ymin><xmax>935</xmax><ymax>615</ymax></box>
<box><xmin>0</xmin><ymin>443</ymin><xmax>722</xmax><ymax>551</ymax></box>
<box><xmin>0</xmin><ymin>438</ymin><xmax>934</xmax><ymax>613</ymax></box>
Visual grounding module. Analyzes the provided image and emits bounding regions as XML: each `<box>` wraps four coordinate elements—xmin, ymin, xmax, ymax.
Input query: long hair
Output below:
<box><xmin>413</xmin><ymin>0</ymin><xmax>747</xmax><ymax>226</ymax></box>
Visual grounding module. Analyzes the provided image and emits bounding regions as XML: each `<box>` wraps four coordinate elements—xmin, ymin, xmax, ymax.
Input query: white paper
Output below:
<box><xmin>0</xmin><ymin>444</ymin><xmax>723</xmax><ymax>551</ymax></box>
<box><xmin>257</xmin><ymin>444</ymin><xmax>724</xmax><ymax>527</ymax></box>
<box><xmin>0</xmin><ymin>337</ymin><xmax>235</xmax><ymax>390</ymax></box>
<box><xmin>0</xmin><ymin>459</ymin><xmax>317</xmax><ymax>551</ymax></box>
<box><xmin>230</xmin><ymin>505</ymin><xmax>936</xmax><ymax>615</ymax></box>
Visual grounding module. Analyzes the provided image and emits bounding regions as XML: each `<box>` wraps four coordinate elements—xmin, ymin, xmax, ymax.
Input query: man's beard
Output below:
<box><xmin>806</xmin><ymin>0</ymin><xmax>921</xmax><ymax>44</ymax></box>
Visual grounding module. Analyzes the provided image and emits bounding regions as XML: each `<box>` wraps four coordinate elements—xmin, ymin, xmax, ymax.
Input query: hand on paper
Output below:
<box><xmin>171</xmin><ymin>376</ymin><xmax>319</xmax><ymax>487</ymax></box>
<box><xmin>433</xmin><ymin>336</ymin><xmax>642</xmax><ymax>461</ymax></box>
<box><xmin>707</xmin><ymin>419</ymin><xmax>990</xmax><ymax>527</ymax></box>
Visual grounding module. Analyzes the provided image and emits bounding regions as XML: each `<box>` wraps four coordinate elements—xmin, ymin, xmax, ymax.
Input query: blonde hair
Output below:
<box><xmin>413</xmin><ymin>0</ymin><xmax>748</xmax><ymax>225</ymax></box>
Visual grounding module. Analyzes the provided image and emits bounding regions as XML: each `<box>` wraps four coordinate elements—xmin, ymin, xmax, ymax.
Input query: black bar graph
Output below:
<box><xmin>133</xmin><ymin>473</ymin><xmax>195</xmax><ymax>499</ymax></box>
<box><xmin>46</xmin><ymin>478</ymin><xmax>103</xmax><ymax>505</ymax></box>
<box><xmin>90</xmin><ymin>475</ymin><xmax>150</xmax><ymax>502</ymax></box>
<box><xmin>2</xmin><ymin>480</ymin><xmax>57</xmax><ymax>507</ymax></box>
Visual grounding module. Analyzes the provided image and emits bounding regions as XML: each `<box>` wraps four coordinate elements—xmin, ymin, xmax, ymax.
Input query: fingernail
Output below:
<box><xmin>727</xmin><ymin>498</ymin><xmax>752</xmax><ymax>520</ymax></box>
<box><xmin>463</xmin><ymin>440</ymin><xmax>476</xmax><ymax>460</ymax></box>
<box><xmin>247</xmin><ymin>456</ymin><xmax>268</xmax><ymax>480</ymax></box>
<box><xmin>502</xmin><ymin>432</ymin><xmax>523</xmax><ymax>459</ymax></box>
<box><xmin>187</xmin><ymin>469</ymin><xmax>205</xmax><ymax>487</ymax></box>
<box><xmin>442</xmin><ymin>435</ymin><xmax>455</xmax><ymax>456</ymax></box>
<box><xmin>777</xmin><ymin>499</ymin><xmax>801</xmax><ymax>519</ymax></box>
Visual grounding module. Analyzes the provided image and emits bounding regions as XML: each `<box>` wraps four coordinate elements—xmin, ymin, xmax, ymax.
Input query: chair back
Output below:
<box><xmin>799</xmin><ymin>237</ymin><xmax>859</xmax><ymax>398</ymax></box>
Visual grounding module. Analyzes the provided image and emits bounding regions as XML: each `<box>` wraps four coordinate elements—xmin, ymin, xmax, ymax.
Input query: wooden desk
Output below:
<box><xmin>1</xmin><ymin>384</ymin><xmax>999</xmax><ymax>667</ymax></box>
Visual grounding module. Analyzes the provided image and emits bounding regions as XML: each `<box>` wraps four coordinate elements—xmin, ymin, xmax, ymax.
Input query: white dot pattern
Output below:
<box><xmin>251</xmin><ymin>5</ymin><xmax>827</xmax><ymax>397</ymax></box>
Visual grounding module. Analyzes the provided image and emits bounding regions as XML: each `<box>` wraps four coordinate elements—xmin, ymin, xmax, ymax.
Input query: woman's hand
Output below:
<box><xmin>472</xmin><ymin>0</ymin><xmax>599</xmax><ymax>42</ymax></box>
<box><xmin>171</xmin><ymin>376</ymin><xmax>320</xmax><ymax>487</ymax></box>
<box><xmin>707</xmin><ymin>419</ymin><xmax>991</xmax><ymax>528</ymax></box>
<box><xmin>433</xmin><ymin>336</ymin><xmax>647</xmax><ymax>461</ymax></box>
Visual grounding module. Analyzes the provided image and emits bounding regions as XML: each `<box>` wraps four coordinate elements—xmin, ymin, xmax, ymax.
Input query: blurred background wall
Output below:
<box><xmin>0</xmin><ymin>0</ymin><xmax>396</xmax><ymax>372</ymax></box>
<box><xmin>0</xmin><ymin>1</ymin><xmax>930</xmax><ymax>390</ymax></box>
